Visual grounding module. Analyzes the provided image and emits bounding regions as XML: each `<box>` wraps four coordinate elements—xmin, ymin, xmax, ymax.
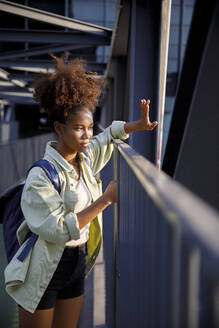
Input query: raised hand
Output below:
<box><xmin>139</xmin><ymin>99</ymin><xmax>158</xmax><ymax>131</ymax></box>
<box><xmin>124</xmin><ymin>98</ymin><xmax>158</xmax><ymax>134</ymax></box>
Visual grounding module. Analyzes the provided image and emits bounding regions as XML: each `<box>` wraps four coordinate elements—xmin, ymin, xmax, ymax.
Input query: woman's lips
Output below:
<box><xmin>81</xmin><ymin>142</ymin><xmax>89</xmax><ymax>147</ymax></box>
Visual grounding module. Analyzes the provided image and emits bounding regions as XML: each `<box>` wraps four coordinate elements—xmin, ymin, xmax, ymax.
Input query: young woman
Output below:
<box><xmin>4</xmin><ymin>54</ymin><xmax>158</xmax><ymax>328</ymax></box>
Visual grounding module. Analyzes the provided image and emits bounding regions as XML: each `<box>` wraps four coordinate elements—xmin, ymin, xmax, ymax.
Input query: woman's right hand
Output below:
<box><xmin>77</xmin><ymin>179</ymin><xmax>117</xmax><ymax>229</ymax></box>
<box><xmin>103</xmin><ymin>180</ymin><xmax>117</xmax><ymax>204</ymax></box>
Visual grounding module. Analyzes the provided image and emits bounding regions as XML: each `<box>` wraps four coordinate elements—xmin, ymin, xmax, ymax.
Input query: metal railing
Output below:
<box><xmin>108</xmin><ymin>139</ymin><xmax>219</xmax><ymax>328</ymax></box>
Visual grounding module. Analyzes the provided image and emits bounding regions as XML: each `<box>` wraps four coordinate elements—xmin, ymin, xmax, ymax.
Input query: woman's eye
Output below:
<box><xmin>74</xmin><ymin>126</ymin><xmax>93</xmax><ymax>131</ymax></box>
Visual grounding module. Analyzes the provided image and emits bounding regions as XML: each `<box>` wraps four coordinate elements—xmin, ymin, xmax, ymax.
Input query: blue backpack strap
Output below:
<box><xmin>17</xmin><ymin>159</ymin><xmax>61</xmax><ymax>262</ymax></box>
<box><xmin>17</xmin><ymin>233</ymin><xmax>38</xmax><ymax>261</ymax></box>
<box><xmin>83</xmin><ymin>152</ymin><xmax>91</xmax><ymax>167</ymax></box>
<box><xmin>26</xmin><ymin>159</ymin><xmax>61</xmax><ymax>194</ymax></box>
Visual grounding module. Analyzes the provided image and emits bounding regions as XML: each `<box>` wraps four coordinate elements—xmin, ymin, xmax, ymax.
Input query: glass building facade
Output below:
<box><xmin>162</xmin><ymin>0</ymin><xmax>196</xmax><ymax>163</ymax></box>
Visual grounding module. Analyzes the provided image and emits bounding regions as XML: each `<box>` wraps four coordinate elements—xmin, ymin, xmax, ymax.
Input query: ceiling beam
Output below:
<box><xmin>0</xmin><ymin>44</ymin><xmax>96</xmax><ymax>60</ymax></box>
<box><xmin>4</xmin><ymin>73</ymin><xmax>41</xmax><ymax>82</ymax></box>
<box><xmin>0</xmin><ymin>99</ymin><xmax>8</xmax><ymax>105</ymax></box>
<box><xmin>0</xmin><ymin>67</ymin><xmax>28</xmax><ymax>88</ymax></box>
<box><xmin>0</xmin><ymin>67</ymin><xmax>33</xmax><ymax>106</ymax></box>
<box><xmin>0</xmin><ymin>60</ymin><xmax>106</xmax><ymax>74</ymax></box>
<box><xmin>0</xmin><ymin>0</ymin><xmax>112</xmax><ymax>36</ymax></box>
<box><xmin>0</xmin><ymin>29</ymin><xmax>110</xmax><ymax>45</ymax></box>
<box><xmin>104</xmin><ymin>0</ymin><xmax>130</xmax><ymax>80</ymax></box>
<box><xmin>0</xmin><ymin>91</ymin><xmax>35</xmax><ymax>104</ymax></box>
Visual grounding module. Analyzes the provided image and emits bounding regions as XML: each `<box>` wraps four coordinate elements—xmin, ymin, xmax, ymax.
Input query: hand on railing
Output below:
<box><xmin>103</xmin><ymin>180</ymin><xmax>117</xmax><ymax>204</ymax></box>
<box><xmin>124</xmin><ymin>98</ymin><xmax>158</xmax><ymax>133</ymax></box>
<box><xmin>76</xmin><ymin>180</ymin><xmax>117</xmax><ymax>229</ymax></box>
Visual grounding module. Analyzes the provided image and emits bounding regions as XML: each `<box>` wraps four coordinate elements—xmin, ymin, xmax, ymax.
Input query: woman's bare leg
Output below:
<box><xmin>18</xmin><ymin>306</ymin><xmax>54</xmax><ymax>328</ymax></box>
<box><xmin>52</xmin><ymin>294</ymin><xmax>84</xmax><ymax>328</ymax></box>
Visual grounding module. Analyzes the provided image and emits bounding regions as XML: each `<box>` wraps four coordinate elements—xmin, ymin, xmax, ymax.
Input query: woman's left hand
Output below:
<box><xmin>138</xmin><ymin>99</ymin><xmax>158</xmax><ymax>131</ymax></box>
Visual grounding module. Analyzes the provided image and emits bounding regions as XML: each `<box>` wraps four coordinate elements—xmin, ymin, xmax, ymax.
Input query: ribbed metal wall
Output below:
<box><xmin>103</xmin><ymin>140</ymin><xmax>219</xmax><ymax>328</ymax></box>
<box><xmin>0</xmin><ymin>132</ymin><xmax>56</xmax><ymax>194</ymax></box>
<box><xmin>116</xmin><ymin>148</ymin><xmax>172</xmax><ymax>327</ymax></box>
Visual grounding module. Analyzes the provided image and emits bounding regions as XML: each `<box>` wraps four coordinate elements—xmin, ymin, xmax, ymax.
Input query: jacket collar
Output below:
<box><xmin>44</xmin><ymin>140</ymin><xmax>85</xmax><ymax>174</ymax></box>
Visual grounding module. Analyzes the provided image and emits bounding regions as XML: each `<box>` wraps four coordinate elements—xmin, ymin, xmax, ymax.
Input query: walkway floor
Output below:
<box><xmin>77</xmin><ymin>243</ymin><xmax>106</xmax><ymax>328</ymax></box>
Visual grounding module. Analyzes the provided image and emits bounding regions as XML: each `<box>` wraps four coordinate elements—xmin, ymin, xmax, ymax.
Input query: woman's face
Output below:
<box><xmin>55</xmin><ymin>108</ymin><xmax>94</xmax><ymax>153</ymax></box>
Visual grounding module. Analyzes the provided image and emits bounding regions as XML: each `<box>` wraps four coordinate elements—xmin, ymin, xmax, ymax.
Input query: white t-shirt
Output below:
<box><xmin>65</xmin><ymin>172</ymin><xmax>92</xmax><ymax>247</ymax></box>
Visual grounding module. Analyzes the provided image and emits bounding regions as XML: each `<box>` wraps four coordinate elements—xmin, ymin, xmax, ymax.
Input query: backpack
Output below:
<box><xmin>0</xmin><ymin>159</ymin><xmax>61</xmax><ymax>263</ymax></box>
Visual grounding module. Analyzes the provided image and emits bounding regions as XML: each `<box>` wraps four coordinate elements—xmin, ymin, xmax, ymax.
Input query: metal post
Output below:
<box><xmin>113</xmin><ymin>145</ymin><xmax>118</xmax><ymax>328</ymax></box>
<box><xmin>127</xmin><ymin>0</ymin><xmax>161</xmax><ymax>163</ymax></box>
<box><xmin>156</xmin><ymin>0</ymin><xmax>172</xmax><ymax>169</ymax></box>
<box><xmin>187</xmin><ymin>247</ymin><xmax>201</xmax><ymax>328</ymax></box>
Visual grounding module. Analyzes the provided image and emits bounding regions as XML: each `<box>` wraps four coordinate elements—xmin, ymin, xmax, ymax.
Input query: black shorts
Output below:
<box><xmin>19</xmin><ymin>242</ymin><xmax>88</xmax><ymax>310</ymax></box>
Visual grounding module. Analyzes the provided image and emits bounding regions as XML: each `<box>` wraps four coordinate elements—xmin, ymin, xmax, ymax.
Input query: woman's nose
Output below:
<box><xmin>83</xmin><ymin>129</ymin><xmax>91</xmax><ymax>139</ymax></box>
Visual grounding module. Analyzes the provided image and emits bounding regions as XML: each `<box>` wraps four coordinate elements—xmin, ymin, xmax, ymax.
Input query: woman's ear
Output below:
<box><xmin>54</xmin><ymin>121</ymin><xmax>64</xmax><ymax>137</ymax></box>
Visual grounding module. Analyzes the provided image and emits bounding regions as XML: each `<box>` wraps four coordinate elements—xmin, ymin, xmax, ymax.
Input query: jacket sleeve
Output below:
<box><xmin>20</xmin><ymin>166</ymin><xmax>81</xmax><ymax>245</ymax></box>
<box><xmin>85</xmin><ymin>120</ymin><xmax>129</xmax><ymax>176</ymax></box>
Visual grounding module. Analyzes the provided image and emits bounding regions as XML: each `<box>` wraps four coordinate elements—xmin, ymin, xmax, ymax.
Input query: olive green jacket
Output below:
<box><xmin>4</xmin><ymin>120</ymin><xmax>129</xmax><ymax>313</ymax></box>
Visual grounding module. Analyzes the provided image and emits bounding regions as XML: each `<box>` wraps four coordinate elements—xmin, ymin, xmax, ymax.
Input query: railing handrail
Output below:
<box><xmin>113</xmin><ymin>138</ymin><xmax>219</xmax><ymax>270</ymax></box>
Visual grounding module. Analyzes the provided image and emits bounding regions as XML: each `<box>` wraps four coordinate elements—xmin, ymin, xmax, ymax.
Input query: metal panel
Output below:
<box><xmin>125</xmin><ymin>0</ymin><xmax>161</xmax><ymax>163</ymax></box>
<box><xmin>162</xmin><ymin>0</ymin><xmax>217</xmax><ymax>177</ymax></box>
<box><xmin>111</xmin><ymin>139</ymin><xmax>219</xmax><ymax>327</ymax></box>
<box><xmin>172</xmin><ymin>0</ymin><xmax>219</xmax><ymax>211</ymax></box>
<box><xmin>103</xmin><ymin>0</ymin><xmax>161</xmax><ymax>162</ymax></box>
<box><xmin>115</xmin><ymin>143</ymin><xmax>176</xmax><ymax>327</ymax></box>
<box><xmin>0</xmin><ymin>132</ymin><xmax>56</xmax><ymax>193</ymax></box>
<box><xmin>103</xmin><ymin>78</ymin><xmax>115</xmax><ymax>127</ymax></box>
<box><xmin>113</xmin><ymin>56</ymin><xmax>127</xmax><ymax>121</ymax></box>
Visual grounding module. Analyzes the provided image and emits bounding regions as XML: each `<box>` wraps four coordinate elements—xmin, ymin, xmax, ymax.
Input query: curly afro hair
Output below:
<box><xmin>33</xmin><ymin>52</ymin><xmax>105</xmax><ymax>127</ymax></box>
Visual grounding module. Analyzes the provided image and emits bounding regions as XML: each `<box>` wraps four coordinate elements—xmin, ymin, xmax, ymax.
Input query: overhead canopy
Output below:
<box><xmin>0</xmin><ymin>0</ymin><xmax>112</xmax><ymax>105</ymax></box>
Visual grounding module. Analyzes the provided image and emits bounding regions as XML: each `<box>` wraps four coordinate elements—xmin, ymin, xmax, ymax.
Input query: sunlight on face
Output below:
<box><xmin>60</xmin><ymin>108</ymin><xmax>94</xmax><ymax>153</ymax></box>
